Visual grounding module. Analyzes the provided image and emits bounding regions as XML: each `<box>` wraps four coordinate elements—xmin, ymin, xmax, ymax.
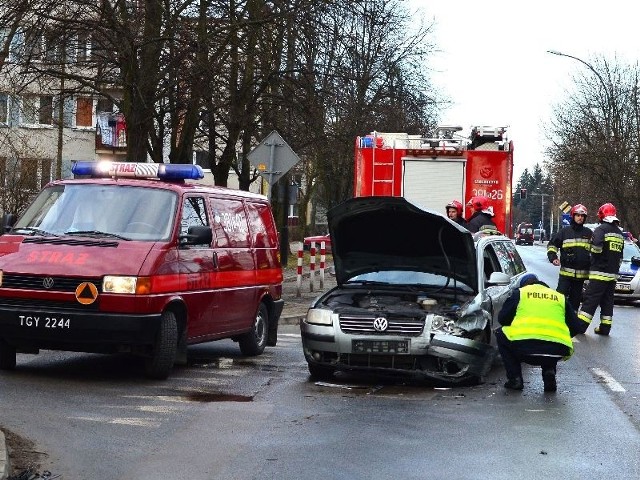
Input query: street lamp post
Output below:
<box><xmin>546</xmin><ymin>50</ymin><xmax>614</xmax><ymax>136</ymax></box>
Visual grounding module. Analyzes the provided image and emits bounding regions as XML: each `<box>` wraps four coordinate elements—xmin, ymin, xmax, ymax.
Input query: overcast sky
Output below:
<box><xmin>413</xmin><ymin>1</ymin><xmax>640</xmax><ymax>181</ymax></box>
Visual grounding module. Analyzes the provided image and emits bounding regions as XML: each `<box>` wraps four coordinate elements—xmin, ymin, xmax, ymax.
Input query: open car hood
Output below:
<box><xmin>328</xmin><ymin>197</ymin><xmax>478</xmax><ymax>290</ymax></box>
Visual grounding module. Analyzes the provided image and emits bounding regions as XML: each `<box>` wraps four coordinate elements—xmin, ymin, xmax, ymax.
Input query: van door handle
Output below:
<box><xmin>212</xmin><ymin>251</ymin><xmax>219</xmax><ymax>269</ymax></box>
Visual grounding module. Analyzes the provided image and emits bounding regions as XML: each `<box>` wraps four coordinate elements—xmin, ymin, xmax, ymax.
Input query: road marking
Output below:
<box><xmin>591</xmin><ymin>367</ymin><xmax>626</xmax><ymax>392</ymax></box>
<box><xmin>279</xmin><ymin>333</ymin><xmax>301</xmax><ymax>338</ymax></box>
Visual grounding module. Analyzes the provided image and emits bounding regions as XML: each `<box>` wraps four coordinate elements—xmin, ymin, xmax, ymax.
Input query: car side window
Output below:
<box><xmin>491</xmin><ymin>241</ymin><xmax>518</xmax><ymax>277</ymax></box>
<box><xmin>181</xmin><ymin>196</ymin><xmax>209</xmax><ymax>243</ymax></box>
<box><xmin>502</xmin><ymin>240</ymin><xmax>526</xmax><ymax>274</ymax></box>
<box><xmin>482</xmin><ymin>244</ymin><xmax>501</xmax><ymax>280</ymax></box>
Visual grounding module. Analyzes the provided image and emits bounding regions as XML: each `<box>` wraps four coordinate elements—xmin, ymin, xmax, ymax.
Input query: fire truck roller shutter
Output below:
<box><xmin>401</xmin><ymin>158</ymin><xmax>466</xmax><ymax>214</ymax></box>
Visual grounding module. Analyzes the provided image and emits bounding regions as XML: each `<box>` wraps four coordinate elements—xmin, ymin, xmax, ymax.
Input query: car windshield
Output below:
<box><xmin>12</xmin><ymin>184</ymin><xmax>178</xmax><ymax>241</ymax></box>
<box><xmin>623</xmin><ymin>241</ymin><xmax>640</xmax><ymax>260</ymax></box>
<box><xmin>346</xmin><ymin>270</ymin><xmax>474</xmax><ymax>293</ymax></box>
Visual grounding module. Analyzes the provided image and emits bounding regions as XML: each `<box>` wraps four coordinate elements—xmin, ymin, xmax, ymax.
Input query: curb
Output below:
<box><xmin>0</xmin><ymin>430</ymin><xmax>8</xmax><ymax>480</ymax></box>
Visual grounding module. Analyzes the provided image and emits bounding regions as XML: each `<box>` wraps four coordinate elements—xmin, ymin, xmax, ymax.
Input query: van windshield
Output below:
<box><xmin>13</xmin><ymin>184</ymin><xmax>178</xmax><ymax>241</ymax></box>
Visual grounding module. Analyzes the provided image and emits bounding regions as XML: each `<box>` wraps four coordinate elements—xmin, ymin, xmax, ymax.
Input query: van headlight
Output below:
<box><xmin>306</xmin><ymin>308</ymin><xmax>335</xmax><ymax>326</ymax></box>
<box><xmin>103</xmin><ymin>276</ymin><xmax>151</xmax><ymax>294</ymax></box>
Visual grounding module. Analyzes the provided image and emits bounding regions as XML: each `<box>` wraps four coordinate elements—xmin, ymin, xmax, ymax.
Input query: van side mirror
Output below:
<box><xmin>1</xmin><ymin>213</ymin><xmax>16</xmax><ymax>233</ymax></box>
<box><xmin>179</xmin><ymin>225</ymin><xmax>212</xmax><ymax>246</ymax></box>
<box><xmin>631</xmin><ymin>256</ymin><xmax>640</xmax><ymax>267</ymax></box>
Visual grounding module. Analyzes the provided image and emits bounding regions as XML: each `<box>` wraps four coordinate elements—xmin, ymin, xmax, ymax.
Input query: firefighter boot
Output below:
<box><xmin>594</xmin><ymin>324</ymin><xmax>611</xmax><ymax>336</ymax></box>
<box><xmin>504</xmin><ymin>377</ymin><xmax>524</xmax><ymax>390</ymax></box>
<box><xmin>542</xmin><ymin>367</ymin><xmax>557</xmax><ymax>392</ymax></box>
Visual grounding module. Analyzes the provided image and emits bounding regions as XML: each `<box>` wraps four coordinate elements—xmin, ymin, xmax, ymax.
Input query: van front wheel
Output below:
<box><xmin>239</xmin><ymin>303</ymin><xmax>268</xmax><ymax>356</ymax></box>
<box><xmin>144</xmin><ymin>311</ymin><xmax>178</xmax><ymax>379</ymax></box>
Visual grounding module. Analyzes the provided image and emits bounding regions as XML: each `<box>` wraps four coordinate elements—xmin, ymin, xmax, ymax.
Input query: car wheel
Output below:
<box><xmin>0</xmin><ymin>338</ymin><xmax>16</xmax><ymax>370</ymax></box>
<box><xmin>144</xmin><ymin>310</ymin><xmax>178</xmax><ymax>379</ymax></box>
<box><xmin>239</xmin><ymin>303</ymin><xmax>268</xmax><ymax>356</ymax></box>
<box><xmin>308</xmin><ymin>363</ymin><xmax>335</xmax><ymax>380</ymax></box>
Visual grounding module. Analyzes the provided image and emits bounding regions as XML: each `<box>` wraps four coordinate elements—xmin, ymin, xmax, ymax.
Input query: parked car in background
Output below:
<box><xmin>515</xmin><ymin>222</ymin><xmax>534</xmax><ymax>245</ymax></box>
<box><xmin>303</xmin><ymin>234</ymin><xmax>332</xmax><ymax>254</ymax></box>
<box><xmin>300</xmin><ymin>196</ymin><xmax>528</xmax><ymax>385</ymax></box>
<box><xmin>614</xmin><ymin>240</ymin><xmax>640</xmax><ymax>303</ymax></box>
<box><xmin>534</xmin><ymin>228</ymin><xmax>546</xmax><ymax>242</ymax></box>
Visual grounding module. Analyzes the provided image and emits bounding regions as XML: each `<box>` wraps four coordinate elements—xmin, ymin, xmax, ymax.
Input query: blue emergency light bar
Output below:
<box><xmin>72</xmin><ymin>161</ymin><xmax>204</xmax><ymax>180</ymax></box>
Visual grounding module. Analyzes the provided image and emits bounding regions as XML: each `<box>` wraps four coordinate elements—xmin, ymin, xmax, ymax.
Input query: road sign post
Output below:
<box><xmin>247</xmin><ymin>131</ymin><xmax>301</xmax><ymax>200</ymax></box>
<box><xmin>247</xmin><ymin>131</ymin><xmax>301</xmax><ymax>266</ymax></box>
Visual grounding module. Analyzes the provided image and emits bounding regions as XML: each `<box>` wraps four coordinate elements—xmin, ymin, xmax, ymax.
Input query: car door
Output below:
<box><xmin>177</xmin><ymin>195</ymin><xmax>223</xmax><ymax>339</ymax></box>
<box><xmin>480</xmin><ymin>239</ymin><xmax>524</xmax><ymax>325</ymax></box>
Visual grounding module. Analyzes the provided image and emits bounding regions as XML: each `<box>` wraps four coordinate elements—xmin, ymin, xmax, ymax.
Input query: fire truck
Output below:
<box><xmin>354</xmin><ymin>126</ymin><xmax>514</xmax><ymax>236</ymax></box>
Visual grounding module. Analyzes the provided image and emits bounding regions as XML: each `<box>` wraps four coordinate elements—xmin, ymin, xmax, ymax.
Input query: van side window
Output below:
<box><xmin>210</xmin><ymin>198</ymin><xmax>250</xmax><ymax>248</ymax></box>
<box><xmin>245</xmin><ymin>201</ymin><xmax>277</xmax><ymax>248</ymax></box>
<box><xmin>181</xmin><ymin>196</ymin><xmax>209</xmax><ymax>238</ymax></box>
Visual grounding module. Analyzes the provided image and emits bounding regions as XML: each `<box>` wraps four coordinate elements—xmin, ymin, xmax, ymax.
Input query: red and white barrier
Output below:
<box><xmin>296</xmin><ymin>240</ymin><xmax>327</xmax><ymax>297</ymax></box>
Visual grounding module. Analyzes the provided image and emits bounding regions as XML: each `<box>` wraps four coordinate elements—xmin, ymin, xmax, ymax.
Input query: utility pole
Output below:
<box><xmin>531</xmin><ymin>192</ymin><xmax>551</xmax><ymax>240</ymax></box>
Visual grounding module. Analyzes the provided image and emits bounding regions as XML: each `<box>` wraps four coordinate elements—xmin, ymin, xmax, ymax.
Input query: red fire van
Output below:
<box><xmin>0</xmin><ymin>161</ymin><xmax>283</xmax><ymax>379</ymax></box>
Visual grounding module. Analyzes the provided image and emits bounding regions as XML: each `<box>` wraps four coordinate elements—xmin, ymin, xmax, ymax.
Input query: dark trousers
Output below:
<box><xmin>556</xmin><ymin>276</ymin><xmax>585</xmax><ymax>311</ymax></box>
<box><xmin>495</xmin><ymin>329</ymin><xmax>561</xmax><ymax>379</ymax></box>
<box><xmin>579</xmin><ymin>279</ymin><xmax>615</xmax><ymax>325</ymax></box>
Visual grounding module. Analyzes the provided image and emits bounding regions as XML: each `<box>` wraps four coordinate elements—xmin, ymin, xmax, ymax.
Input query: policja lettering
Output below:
<box><xmin>526</xmin><ymin>291</ymin><xmax>559</xmax><ymax>301</ymax></box>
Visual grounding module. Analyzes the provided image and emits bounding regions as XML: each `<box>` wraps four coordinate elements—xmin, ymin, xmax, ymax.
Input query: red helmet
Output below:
<box><xmin>570</xmin><ymin>204</ymin><xmax>588</xmax><ymax>216</ymax></box>
<box><xmin>597</xmin><ymin>203</ymin><xmax>618</xmax><ymax>221</ymax></box>
<box><xmin>446</xmin><ymin>200</ymin><xmax>463</xmax><ymax>215</ymax></box>
<box><xmin>467</xmin><ymin>195</ymin><xmax>489</xmax><ymax>212</ymax></box>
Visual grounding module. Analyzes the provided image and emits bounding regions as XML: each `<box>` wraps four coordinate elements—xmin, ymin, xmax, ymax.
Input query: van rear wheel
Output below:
<box><xmin>144</xmin><ymin>310</ymin><xmax>178</xmax><ymax>379</ymax></box>
<box><xmin>239</xmin><ymin>303</ymin><xmax>268</xmax><ymax>356</ymax></box>
<box><xmin>0</xmin><ymin>339</ymin><xmax>16</xmax><ymax>370</ymax></box>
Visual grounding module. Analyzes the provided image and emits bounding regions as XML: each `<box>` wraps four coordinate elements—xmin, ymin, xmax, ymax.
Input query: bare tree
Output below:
<box><xmin>546</xmin><ymin>55</ymin><xmax>640</xmax><ymax>233</ymax></box>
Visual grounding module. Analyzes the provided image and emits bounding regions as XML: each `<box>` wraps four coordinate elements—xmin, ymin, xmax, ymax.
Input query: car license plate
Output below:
<box><xmin>615</xmin><ymin>283</ymin><xmax>632</xmax><ymax>292</ymax></box>
<box><xmin>352</xmin><ymin>339</ymin><xmax>409</xmax><ymax>354</ymax></box>
<box><xmin>19</xmin><ymin>314</ymin><xmax>71</xmax><ymax>329</ymax></box>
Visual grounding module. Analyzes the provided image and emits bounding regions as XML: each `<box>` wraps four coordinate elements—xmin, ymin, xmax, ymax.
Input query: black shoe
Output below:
<box><xmin>594</xmin><ymin>324</ymin><xmax>610</xmax><ymax>336</ymax></box>
<box><xmin>542</xmin><ymin>369</ymin><xmax>557</xmax><ymax>392</ymax></box>
<box><xmin>504</xmin><ymin>377</ymin><xmax>524</xmax><ymax>390</ymax></box>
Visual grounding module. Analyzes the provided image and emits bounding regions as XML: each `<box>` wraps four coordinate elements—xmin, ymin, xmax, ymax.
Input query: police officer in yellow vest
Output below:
<box><xmin>495</xmin><ymin>273</ymin><xmax>587</xmax><ymax>392</ymax></box>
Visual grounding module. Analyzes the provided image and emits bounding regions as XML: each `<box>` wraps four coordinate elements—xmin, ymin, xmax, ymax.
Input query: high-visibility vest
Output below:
<box><xmin>502</xmin><ymin>284</ymin><xmax>574</xmax><ymax>355</ymax></box>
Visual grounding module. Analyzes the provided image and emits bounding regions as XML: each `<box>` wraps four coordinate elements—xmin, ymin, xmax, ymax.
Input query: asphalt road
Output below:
<box><xmin>1</xmin><ymin>243</ymin><xmax>639</xmax><ymax>479</ymax></box>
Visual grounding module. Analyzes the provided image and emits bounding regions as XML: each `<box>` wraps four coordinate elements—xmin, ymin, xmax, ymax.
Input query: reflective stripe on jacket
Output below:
<box><xmin>547</xmin><ymin>224</ymin><xmax>592</xmax><ymax>279</ymax></box>
<box><xmin>502</xmin><ymin>284</ymin><xmax>574</xmax><ymax>354</ymax></box>
<box><xmin>589</xmin><ymin>222</ymin><xmax>624</xmax><ymax>281</ymax></box>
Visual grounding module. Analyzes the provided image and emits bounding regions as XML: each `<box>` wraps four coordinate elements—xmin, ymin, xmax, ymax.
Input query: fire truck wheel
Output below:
<box><xmin>0</xmin><ymin>338</ymin><xmax>16</xmax><ymax>370</ymax></box>
<box><xmin>144</xmin><ymin>310</ymin><xmax>178</xmax><ymax>379</ymax></box>
<box><xmin>239</xmin><ymin>303</ymin><xmax>269</xmax><ymax>356</ymax></box>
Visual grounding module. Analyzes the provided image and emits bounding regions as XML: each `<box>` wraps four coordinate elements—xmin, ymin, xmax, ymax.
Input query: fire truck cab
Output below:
<box><xmin>354</xmin><ymin>126</ymin><xmax>514</xmax><ymax>235</ymax></box>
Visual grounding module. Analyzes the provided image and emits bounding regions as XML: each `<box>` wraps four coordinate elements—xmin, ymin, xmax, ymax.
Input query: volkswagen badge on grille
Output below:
<box><xmin>42</xmin><ymin>277</ymin><xmax>55</xmax><ymax>289</ymax></box>
<box><xmin>373</xmin><ymin>317</ymin><xmax>388</xmax><ymax>332</ymax></box>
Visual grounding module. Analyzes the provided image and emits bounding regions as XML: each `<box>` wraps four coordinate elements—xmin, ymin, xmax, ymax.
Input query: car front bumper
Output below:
<box><xmin>300</xmin><ymin>318</ymin><xmax>495</xmax><ymax>384</ymax></box>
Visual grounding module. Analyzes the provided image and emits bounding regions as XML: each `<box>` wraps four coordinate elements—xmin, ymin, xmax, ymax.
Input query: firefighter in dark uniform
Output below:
<box><xmin>495</xmin><ymin>273</ymin><xmax>586</xmax><ymax>392</ymax></box>
<box><xmin>547</xmin><ymin>204</ymin><xmax>593</xmax><ymax>310</ymax></box>
<box><xmin>445</xmin><ymin>200</ymin><xmax>467</xmax><ymax>228</ymax></box>
<box><xmin>466</xmin><ymin>195</ymin><xmax>500</xmax><ymax>234</ymax></box>
<box><xmin>578</xmin><ymin>203</ymin><xmax>624</xmax><ymax>336</ymax></box>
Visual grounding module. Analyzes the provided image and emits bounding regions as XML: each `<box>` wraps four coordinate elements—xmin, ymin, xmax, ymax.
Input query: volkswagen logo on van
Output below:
<box><xmin>42</xmin><ymin>277</ymin><xmax>55</xmax><ymax>289</ymax></box>
<box><xmin>373</xmin><ymin>317</ymin><xmax>388</xmax><ymax>332</ymax></box>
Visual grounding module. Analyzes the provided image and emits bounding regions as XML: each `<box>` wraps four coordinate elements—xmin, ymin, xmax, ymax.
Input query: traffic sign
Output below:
<box><xmin>247</xmin><ymin>131</ymin><xmax>300</xmax><ymax>186</ymax></box>
<box><xmin>562</xmin><ymin>213</ymin><xmax>571</xmax><ymax>226</ymax></box>
<box><xmin>559</xmin><ymin>201</ymin><xmax>571</xmax><ymax>214</ymax></box>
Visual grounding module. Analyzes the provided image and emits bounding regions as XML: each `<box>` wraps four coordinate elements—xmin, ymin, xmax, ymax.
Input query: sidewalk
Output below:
<box><xmin>0</xmin><ymin>431</ymin><xmax>7</xmax><ymax>480</ymax></box>
<box><xmin>280</xmin><ymin>262</ymin><xmax>337</xmax><ymax>325</ymax></box>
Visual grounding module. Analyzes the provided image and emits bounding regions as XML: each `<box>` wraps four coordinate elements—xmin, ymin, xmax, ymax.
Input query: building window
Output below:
<box><xmin>76</xmin><ymin>32</ymin><xmax>91</xmax><ymax>63</ymax></box>
<box><xmin>0</xmin><ymin>94</ymin><xmax>7</xmax><ymax>125</ymax></box>
<box><xmin>75</xmin><ymin>97</ymin><xmax>94</xmax><ymax>128</ymax></box>
<box><xmin>20</xmin><ymin>95</ymin><xmax>54</xmax><ymax>127</ymax></box>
